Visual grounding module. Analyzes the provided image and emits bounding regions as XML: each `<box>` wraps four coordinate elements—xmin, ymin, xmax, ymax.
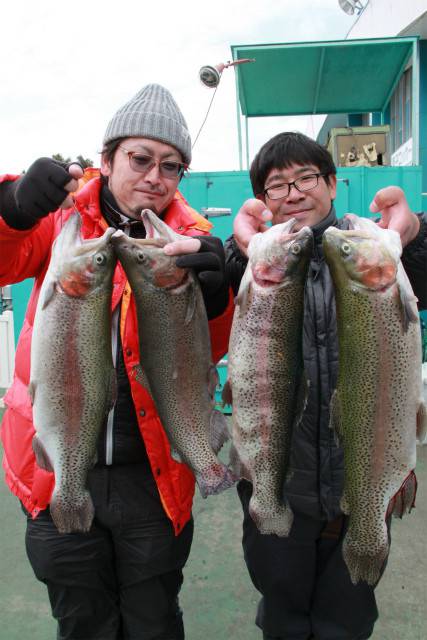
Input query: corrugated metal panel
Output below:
<box><xmin>231</xmin><ymin>36</ymin><xmax>417</xmax><ymax>116</ymax></box>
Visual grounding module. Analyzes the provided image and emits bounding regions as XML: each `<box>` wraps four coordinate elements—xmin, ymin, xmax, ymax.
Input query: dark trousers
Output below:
<box><xmin>238</xmin><ymin>480</ymin><xmax>380</xmax><ymax>640</ymax></box>
<box><xmin>24</xmin><ymin>464</ymin><xmax>194</xmax><ymax>640</ymax></box>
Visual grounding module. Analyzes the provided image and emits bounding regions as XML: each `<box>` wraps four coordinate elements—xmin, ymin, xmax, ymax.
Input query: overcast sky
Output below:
<box><xmin>1</xmin><ymin>0</ymin><xmax>357</xmax><ymax>174</ymax></box>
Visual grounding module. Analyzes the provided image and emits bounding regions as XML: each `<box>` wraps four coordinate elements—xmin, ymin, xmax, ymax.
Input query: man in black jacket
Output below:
<box><xmin>225</xmin><ymin>132</ymin><xmax>426</xmax><ymax>640</ymax></box>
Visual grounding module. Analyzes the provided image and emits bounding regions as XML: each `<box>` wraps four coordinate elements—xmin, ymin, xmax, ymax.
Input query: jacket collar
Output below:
<box><xmin>74</xmin><ymin>177</ymin><xmax>211</xmax><ymax>238</ymax></box>
<box><xmin>311</xmin><ymin>205</ymin><xmax>337</xmax><ymax>243</ymax></box>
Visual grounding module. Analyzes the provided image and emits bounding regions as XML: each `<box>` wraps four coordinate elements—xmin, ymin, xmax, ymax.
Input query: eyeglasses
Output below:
<box><xmin>263</xmin><ymin>173</ymin><xmax>327</xmax><ymax>200</ymax></box>
<box><xmin>119</xmin><ymin>146</ymin><xmax>187</xmax><ymax>179</ymax></box>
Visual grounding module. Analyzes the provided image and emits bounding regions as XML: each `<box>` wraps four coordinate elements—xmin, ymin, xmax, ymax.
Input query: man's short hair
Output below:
<box><xmin>250</xmin><ymin>132</ymin><xmax>337</xmax><ymax>197</ymax></box>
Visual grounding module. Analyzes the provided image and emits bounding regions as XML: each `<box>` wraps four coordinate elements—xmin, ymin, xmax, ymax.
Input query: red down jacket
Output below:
<box><xmin>0</xmin><ymin>174</ymin><xmax>234</xmax><ymax>535</ymax></box>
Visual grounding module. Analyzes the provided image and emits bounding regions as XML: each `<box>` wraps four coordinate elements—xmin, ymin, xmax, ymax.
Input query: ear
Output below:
<box><xmin>328</xmin><ymin>174</ymin><xmax>337</xmax><ymax>201</ymax></box>
<box><xmin>256</xmin><ymin>194</ymin><xmax>266</xmax><ymax>204</ymax></box>
<box><xmin>100</xmin><ymin>153</ymin><xmax>112</xmax><ymax>178</ymax></box>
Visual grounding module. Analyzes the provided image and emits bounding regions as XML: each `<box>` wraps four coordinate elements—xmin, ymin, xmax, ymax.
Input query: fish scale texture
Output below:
<box><xmin>324</xmin><ymin>220</ymin><xmax>424</xmax><ymax>585</ymax></box>
<box><xmin>30</xmin><ymin>216</ymin><xmax>116</xmax><ymax>533</ymax></box>
<box><xmin>227</xmin><ymin>222</ymin><xmax>313</xmax><ymax>537</ymax></box>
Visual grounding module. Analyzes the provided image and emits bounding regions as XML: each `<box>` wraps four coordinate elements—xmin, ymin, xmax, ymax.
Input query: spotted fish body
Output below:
<box><xmin>225</xmin><ymin>220</ymin><xmax>313</xmax><ymax>536</ymax></box>
<box><xmin>111</xmin><ymin>210</ymin><xmax>235</xmax><ymax>498</ymax></box>
<box><xmin>29</xmin><ymin>214</ymin><xmax>117</xmax><ymax>534</ymax></box>
<box><xmin>323</xmin><ymin>215</ymin><xmax>427</xmax><ymax>585</ymax></box>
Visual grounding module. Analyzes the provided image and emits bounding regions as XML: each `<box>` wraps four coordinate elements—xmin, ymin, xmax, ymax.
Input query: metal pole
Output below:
<box><xmin>245</xmin><ymin>117</ymin><xmax>249</xmax><ymax>170</ymax></box>
<box><xmin>412</xmin><ymin>39</ymin><xmax>420</xmax><ymax>165</ymax></box>
<box><xmin>234</xmin><ymin>68</ymin><xmax>243</xmax><ymax>170</ymax></box>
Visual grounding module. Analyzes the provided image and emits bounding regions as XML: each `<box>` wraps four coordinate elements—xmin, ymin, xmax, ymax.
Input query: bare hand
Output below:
<box><xmin>369</xmin><ymin>186</ymin><xmax>420</xmax><ymax>247</ymax></box>
<box><xmin>163</xmin><ymin>238</ymin><xmax>201</xmax><ymax>255</ymax></box>
<box><xmin>233</xmin><ymin>198</ymin><xmax>272</xmax><ymax>256</ymax></box>
<box><xmin>61</xmin><ymin>163</ymin><xmax>84</xmax><ymax>209</ymax></box>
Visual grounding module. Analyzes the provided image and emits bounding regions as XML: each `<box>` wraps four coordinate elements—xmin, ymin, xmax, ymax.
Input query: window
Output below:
<box><xmin>390</xmin><ymin>68</ymin><xmax>412</xmax><ymax>152</ymax></box>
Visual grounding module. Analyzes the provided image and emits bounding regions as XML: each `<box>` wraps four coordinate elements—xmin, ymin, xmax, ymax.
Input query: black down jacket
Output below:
<box><xmin>224</xmin><ymin>207</ymin><xmax>427</xmax><ymax>521</ymax></box>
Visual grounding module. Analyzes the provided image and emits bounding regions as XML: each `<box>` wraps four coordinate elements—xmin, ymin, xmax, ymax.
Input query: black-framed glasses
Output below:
<box><xmin>119</xmin><ymin>146</ymin><xmax>187</xmax><ymax>179</ymax></box>
<box><xmin>263</xmin><ymin>173</ymin><xmax>327</xmax><ymax>200</ymax></box>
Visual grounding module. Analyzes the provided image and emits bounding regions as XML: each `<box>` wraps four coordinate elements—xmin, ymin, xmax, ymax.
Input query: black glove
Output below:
<box><xmin>0</xmin><ymin>157</ymin><xmax>76</xmax><ymax>230</ymax></box>
<box><xmin>175</xmin><ymin>236</ymin><xmax>229</xmax><ymax>320</ymax></box>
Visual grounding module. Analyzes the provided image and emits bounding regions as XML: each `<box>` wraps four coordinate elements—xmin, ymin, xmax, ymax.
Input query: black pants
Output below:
<box><xmin>238</xmin><ymin>480</ymin><xmax>381</xmax><ymax>640</ymax></box>
<box><xmin>24</xmin><ymin>464</ymin><xmax>194</xmax><ymax>640</ymax></box>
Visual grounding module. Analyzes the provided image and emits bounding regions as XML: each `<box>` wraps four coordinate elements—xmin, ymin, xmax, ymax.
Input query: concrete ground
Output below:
<box><xmin>0</xmin><ymin>397</ymin><xmax>426</xmax><ymax>640</ymax></box>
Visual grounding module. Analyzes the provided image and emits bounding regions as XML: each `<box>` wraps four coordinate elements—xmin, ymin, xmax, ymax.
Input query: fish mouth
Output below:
<box><xmin>73</xmin><ymin>226</ymin><xmax>115</xmax><ymax>256</ymax></box>
<box><xmin>140</xmin><ymin>209</ymin><xmax>177</xmax><ymax>243</ymax></box>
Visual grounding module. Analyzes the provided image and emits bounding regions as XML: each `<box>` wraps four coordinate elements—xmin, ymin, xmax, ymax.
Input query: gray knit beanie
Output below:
<box><xmin>103</xmin><ymin>83</ymin><xmax>192</xmax><ymax>165</ymax></box>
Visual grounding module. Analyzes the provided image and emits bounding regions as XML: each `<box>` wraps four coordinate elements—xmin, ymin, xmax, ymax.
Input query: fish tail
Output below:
<box><xmin>196</xmin><ymin>463</ymin><xmax>236</xmax><ymax>498</ymax></box>
<box><xmin>249</xmin><ymin>496</ymin><xmax>294</xmax><ymax>537</ymax></box>
<box><xmin>50</xmin><ymin>490</ymin><xmax>95</xmax><ymax>534</ymax></box>
<box><xmin>342</xmin><ymin>530</ymin><xmax>389</xmax><ymax>586</ymax></box>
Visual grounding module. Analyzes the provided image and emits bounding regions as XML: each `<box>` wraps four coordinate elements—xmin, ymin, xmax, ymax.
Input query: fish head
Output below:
<box><xmin>248</xmin><ymin>219</ymin><xmax>313</xmax><ymax>288</ymax></box>
<box><xmin>323</xmin><ymin>224</ymin><xmax>398</xmax><ymax>292</ymax></box>
<box><xmin>51</xmin><ymin>214</ymin><xmax>116</xmax><ymax>298</ymax></box>
<box><xmin>140</xmin><ymin>208</ymin><xmax>184</xmax><ymax>243</ymax></box>
<box><xmin>111</xmin><ymin>231</ymin><xmax>188</xmax><ymax>291</ymax></box>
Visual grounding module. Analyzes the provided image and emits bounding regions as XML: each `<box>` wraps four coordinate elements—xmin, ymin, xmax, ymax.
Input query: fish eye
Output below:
<box><xmin>341</xmin><ymin>243</ymin><xmax>351</xmax><ymax>255</ymax></box>
<box><xmin>94</xmin><ymin>253</ymin><xmax>106</xmax><ymax>265</ymax></box>
<box><xmin>291</xmin><ymin>243</ymin><xmax>301</xmax><ymax>255</ymax></box>
<box><xmin>136</xmin><ymin>250</ymin><xmax>146</xmax><ymax>263</ymax></box>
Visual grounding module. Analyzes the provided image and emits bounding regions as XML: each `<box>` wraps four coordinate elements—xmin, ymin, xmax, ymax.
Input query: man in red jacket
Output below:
<box><xmin>0</xmin><ymin>83</ymin><xmax>234</xmax><ymax>640</ymax></box>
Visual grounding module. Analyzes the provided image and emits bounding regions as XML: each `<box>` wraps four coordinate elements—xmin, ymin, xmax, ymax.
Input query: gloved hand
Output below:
<box><xmin>175</xmin><ymin>236</ymin><xmax>229</xmax><ymax>320</ymax></box>
<box><xmin>0</xmin><ymin>157</ymin><xmax>82</xmax><ymax>230</ymax></box>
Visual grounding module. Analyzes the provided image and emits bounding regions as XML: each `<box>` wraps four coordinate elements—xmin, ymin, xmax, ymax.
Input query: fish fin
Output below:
<box><xmin>235</xmin><ymin>264</ymin><xmax>254</xmax><ymax>316</ymax></box>
<box><xmin>343</xmin><ymin>528</ymin><xmax>389</xmax><ymax>586</ymax></box>
<box><xmin>184</xmin><ymin>282</ymin><xmax>197</xmax><ymax>325</ymax></box>
<box><xmin>28</xmin><ymin>381</ymin><xmax>36</xmax><ymax>405</ymax></box>
<box><xmin>170</xmin><ymin>446</ymin><xmax>183</xmax><ymax>463</ymax></box>
<box><xmin>397</xmin><ymin>264</ymin><xmax>419</xmax><ymax>332</ymax></box>
<box><xmin>209</xmin><ymin>410</ymin><xmax>230</xmax><ymax>454</ymax></box>
<box><xmin>416</xmin><ymin>402</ymin><xmax>427</xmax><ymax>444</ymax></box>
<box><xmin>229</xmin><ymin>444</ymin><xmax>251</xmax><ymax>481</ymax></box>
<box><xmin>221</xmin><ymin>379</ymin><xmax>233</xmax><ymax>408</ymax></box>
<box><xmin>387</xmin><ymin>470</ymin><xmax>417</xmax><ymax>518</ymax></box>
<box><xmin>207</xmin><ymin>365</ymin><xmax>219</xmax><ymax>401</ymax></box>
<box><xmin>40</xmin><ymin>280</ymin><xmax>57</xmax><ymax>310</ymax></box>
<box><xmin>32</xmin><ymin>436</ymin><xmax>54</xmax><ymax>472</ymax></box>
<box><xmin>195</xmin><ymin>463</ymin><xmax>236</xmax><ymax>498</ymax></box>
<box><xmin>50</xmin><ymin>490</ymin><xmax>95</xmax><ymax>534</ymax></box>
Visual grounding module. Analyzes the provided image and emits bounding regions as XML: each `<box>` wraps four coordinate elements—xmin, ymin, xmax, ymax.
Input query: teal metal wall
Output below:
<box><xmin>419</xmin><ymin>41</ymin><xmax>427</xmax><ymax>211</ymax></box>
<box><xmin>180</xmin><ymin>165</ymin><xmax>423</xmax><ymax>243</ymax></box>
<box><xmin>8</xmin><ymin>165</ymin><xmax>424</xmax><ymax>374</ymax></box>
<box><xmin>11</xmin><ymin>279</ymin><xmax>33</xmax><ymax>346</ymax></box>
<box><xmin>181</xmin><ymin>165</ymin><xmax>423</xmax><ymax>406</ymax></box>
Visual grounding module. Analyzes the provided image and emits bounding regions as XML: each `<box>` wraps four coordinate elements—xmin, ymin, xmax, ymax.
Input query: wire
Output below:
<box><xmin>344</xmin><ymin>0</ymin><xmax>369</xmax><ymax>39</ymax></box>
<box><xmin>192</xmin><ymin>82</ymin><xmax>221</xmax><ymax>152</ymax></box>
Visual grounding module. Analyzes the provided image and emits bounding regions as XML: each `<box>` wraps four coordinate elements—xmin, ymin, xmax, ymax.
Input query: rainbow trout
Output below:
<box><xmin>29</xmin><ymin>213</ymin><xmax>117</xmax><ymax>533</ymax></box>
<box><xmin>111</xmin><ymin>210</ymin><xmax>235</xmax><ymax>498</ymax></box>
<box><xmin>323</xmin><ymin>215</ymin><xmax>427</xmax><ymax>585</ymax></box>
<box><xmin>224</xmin><ymin>220</ymin><xmax>313</xmax><ymax>536</ymax></box>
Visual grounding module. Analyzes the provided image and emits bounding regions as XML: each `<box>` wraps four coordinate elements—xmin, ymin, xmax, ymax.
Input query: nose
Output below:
<box><xmin>143</xmin><ymin>162</ymin><xmax>162</xmax><ymax>183</ymax></box>
<box><xmin>286</xmin><ymin>183</ymin><xmax>305</xmax><ymax>201</ymax></box>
